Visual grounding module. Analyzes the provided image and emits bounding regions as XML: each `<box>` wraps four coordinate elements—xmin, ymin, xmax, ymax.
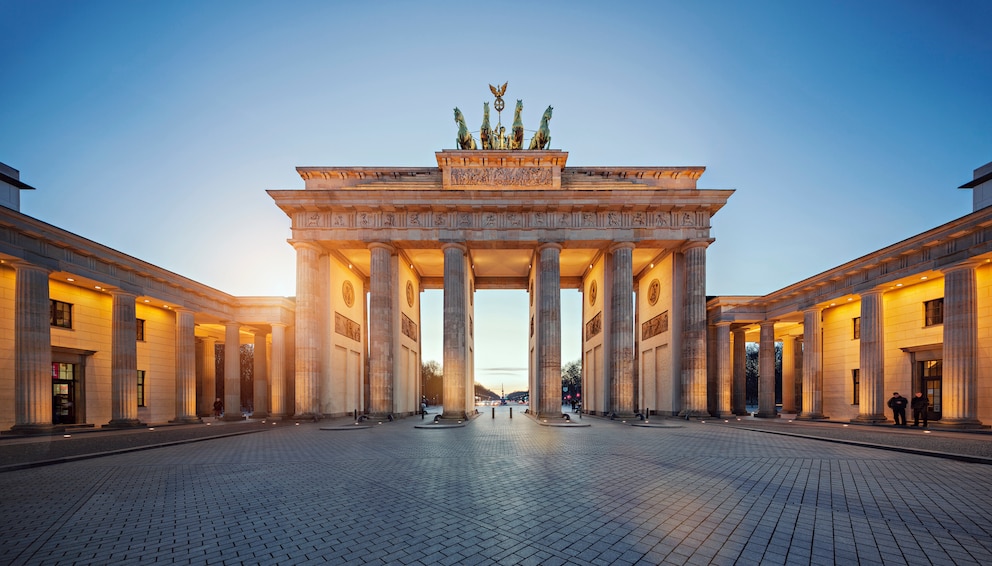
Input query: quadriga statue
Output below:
<box><xmin>454</xmin><ymin>107</ymin><xmax>477</xmax><ymax>150</ymax></box>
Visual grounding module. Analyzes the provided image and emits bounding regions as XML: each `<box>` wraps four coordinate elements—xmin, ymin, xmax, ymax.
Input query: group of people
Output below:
<box><xmin>887</xmin><ymin>391</ymin><xmax>929</xmax><ymax>427</ymax></box>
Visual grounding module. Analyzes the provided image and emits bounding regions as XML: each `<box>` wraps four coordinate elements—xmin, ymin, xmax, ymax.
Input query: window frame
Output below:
<box><xmin>50</xmin><ymin>300</ymin><xmax>73</xmax><ymax>329</ymax></box>
<box><xmin>137</xmin><ymin>370</ymin><xmax>146</xmax><ymax>407</ymax></box>
<box><xmin>924</xmin><ymin>298</ymin><xmax>944</xmax><ymax>327</ymax></box>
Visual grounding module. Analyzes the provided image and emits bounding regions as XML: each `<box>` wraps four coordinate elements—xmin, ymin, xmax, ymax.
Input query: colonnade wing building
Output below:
<box><xmin>3</xmin><ymin>152</ymin><xmax>992</xmax><ymax>432</ymax></box>
<box><xmin>268</xmin><ymin>150</ymin><xmax>731</xmax><ymax>421</ymax></box>
<box><xmin>707</xmin><ymin>160</ymin><xmax>992</xmax><ymax>428</ymax></box>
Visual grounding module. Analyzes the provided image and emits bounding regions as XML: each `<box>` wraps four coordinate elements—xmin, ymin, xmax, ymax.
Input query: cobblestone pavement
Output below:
<box><xmin>2</xmin><ymin>409</ymin><xmax>991</xmax><ymax>565</ymax></box>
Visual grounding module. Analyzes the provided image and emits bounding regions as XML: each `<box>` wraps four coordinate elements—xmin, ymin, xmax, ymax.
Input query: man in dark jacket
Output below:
<box><xmin>911</xmin><ymin>391</ymin><xmax>929</xmax><ymax>427</ymax></box>
<box><xmin>888</xmin><ymin>392</ymin><xmax>908</xmax><ymax>426</ymax></box>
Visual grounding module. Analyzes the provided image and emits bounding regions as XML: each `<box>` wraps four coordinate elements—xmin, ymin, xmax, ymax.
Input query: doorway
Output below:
<box><xmin>52</xmin><ymin>362</ymin><xmax>77</xmax><ymax>425</ymax></box>
<box><xmin>917</xmin><ymin>359</ymin><xmax>942</xmax><ymax>421</ymax></box>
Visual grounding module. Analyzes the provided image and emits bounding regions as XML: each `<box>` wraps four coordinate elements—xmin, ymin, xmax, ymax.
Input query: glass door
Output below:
<box><xmin>918</xmin><ymin>360</ymin><xmax>942</xmax><ymax>421</ymax></box>
<box><xmin>52</xmin><ymin>362</ymin><xmax>77</xmax><ymax>425</ymax></box>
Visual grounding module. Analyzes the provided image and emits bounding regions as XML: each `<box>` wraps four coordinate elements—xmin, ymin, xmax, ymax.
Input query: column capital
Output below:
<box><xmin>608</xmin><ymin>241</ymin><xmax>635</xmax><ymax>254</ymax></box>
<box><xmin>536</xmin><ymin>242</ymin><xmax>563</xmax><ymax>252</ymax></box>
<box><xmin>680</xmin><ymin>239</ymin><xmax>712</xmax><ymax>252</ymax></box>
<box><xmin>941</xmin><ymin>260</ymin><xmax>982</xmax><ymax>275</ymax></box>
<box><xmin>714</xmin><ymin>320</ymin><xmax>733</xmax><ymax>328</ymax></box>
<box><xmin>859</xmin><ymin>287</ymin><xmax>886</xmax><ymax>298</ymax></box>
<box><xmin>270</xmin><ymin>321</ymin><xmax>288</xmax><ymax>329</ymax></box>
<box><xmin>288</xmin><ymin>239</ymin><xmax>324</xmax><ymax>254</ymax></box>
<box><xmin>441</xmin><ymin>242</ymin><xmax>467</xmax><ymax>253</ymax></box>
<box><xmin>368</xmin><ymin>241</ymin><xmax>396</xmax><ymax>253</ymax></box>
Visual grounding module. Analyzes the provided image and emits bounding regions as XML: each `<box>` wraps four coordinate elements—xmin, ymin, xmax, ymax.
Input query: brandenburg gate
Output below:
<box><xmin>268</xmin><ymin>91</ymin><xmax>733</xmax><ymax>422</ymax></box>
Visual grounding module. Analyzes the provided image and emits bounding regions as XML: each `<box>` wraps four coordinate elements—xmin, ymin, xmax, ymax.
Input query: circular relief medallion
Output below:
<box><xmin>589</xmin><ymin>280</ymin><xmax>598</xmax><ymax>306</ymax></box>
<box><xmin>648</xmin><ymin>279</ymin><xmax>661</xmax><ymax>306</ymax></box>
<box><xmin>342</xmin><ymin>280</ymin><xmax>355</xmax><ymax>308</ymax></box>
<box><xmin>406</xmin><ymin>281</ymin><xmax>415</xmax><ymax>307</ymax></box>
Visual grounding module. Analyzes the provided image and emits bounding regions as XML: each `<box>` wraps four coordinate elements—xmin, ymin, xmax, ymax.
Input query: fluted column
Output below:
<box><xmin>292</xmin><ymin>240</ymin><xmax>321</xmax><ymax>418</ymax></box>
<box><xmin>369</xmin><ymin>242</ymin><xmax>395</xmax><ymax>416</ymax></box>
<box><xmin>200</xmin><ymin>337</ymin><xmax>217</xmax><ymax>416</ymax></box>
<box><xmin>854</xmin><ymin>289</ymin><xmax>887</xmax><ymax>422</ymax></box>
<box><xmin>755</xmin><ymin>321</ymin><xmax>778</xmax><ymax>418</ymax></box>
<box><xmin>798</xmin><ymin>307</ymin><xmax>826</xmax><ymax>419</ymax></box>
<box><xmin>222</xmin><ymin>321</ymin><xmax>242</xmax><ymax>421</ymax></box>
<box><xmin>939</xmin><ymin>263</ymin><xmax>983</xmax><ymax>428</ymax></box>
<box><xmin>781</xmin><ymin>336</ymin><xmax>796</xmax><ymax>413</ymax></box>
<box><xmin>171</xmin><ymin>309</ymin><xmax>200</xmax><ymax>423</ymax></box>
<box><xmin>714</xmin><ymin>322</ymin><xmax>732</xmax><ymax>417</ymax></box>
<box><xmin>732</xmin><ymin>328</ymin><xmax>747</xmax><ymax>415</ymax></box>
<box><xmin>269</xmin><ymin>323</ymin><xmax>287</xmax><ymax>418</ymax></box>
<box><xmin>107</xmin><ymin>291</ymin><xmax>142</xmax><ymax>427</ymax></box>
<box><xmin>11</xmin><ymin>262</ymin><xmax>54</xmax><ymax>434</ymax></box>
<box><xmin>537</xmin><ymin>243</ymin><xmax>563</xmax><ymax>419</ymax></box>
<box><xmin>680</xmin><ymin>241</ymin><xmax>708</xmax><ymax>417</ymax></box>
<box><xmin>442</xmin><ymin>243</ymin><xmax>468</xmax><ymax>419</ymax></box>
<box><xmin>252</xmin><ymin>329</ymin><xmax>269</xmax><ymax>418</ymax></box>
<box><xmin>608</xmin><ymin>242</ymin><xmax>635</xmax><ymax>416</ymax></box>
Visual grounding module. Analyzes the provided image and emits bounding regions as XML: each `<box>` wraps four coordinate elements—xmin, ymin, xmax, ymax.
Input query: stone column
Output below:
<box><xmin>292</xmin><ymin>240</ymin><xmax>321</xmax><ymax>419</ymax></box>
<box><xmin>442</xmin><ymin>243</ymin><xmax>468</xmax><ymax>419</ymax></box>
<box><xmin>939</xmin><ymin>263</ymin><xmax>983</xmax><ymax>428</ymax></box>
<box><xmin>732</xmin><ymin>328</ymin><xmax>747</xmax><ymax>415</ymax></box>
<box><xmin>680</xmin><ymin>241</ymin><xmax>708</xmax><ymax>417</ymax></box>
<box><xmin>252</xmin><ymin>329</ymin><xmax>269</xmax><ymax>418</ymax></box>
<box><xmin>537</xmin><ymin>243</ymin><xmax>563</xmax><ymax>419</ymax></box>
<box><xmin>756</xmin><ymin>321</ymin><xmax>778</xmax><ymax>418</ymax></box>
<box><xmin>107</xmin><ymin>290</ymin><xmax>142</xmax><ymax>427</ymax></box>
<box><xmin>368</xmin><ymin>242</ymin><xmax>395</xmax><ymax>417</ymax></box>
<box><xmin>11</xmin><ymin>262</ymin><xmax>54</xmax><ymax>434</ymax></box>
<box><xmin>854</xmin><ymin>289</ymin><xmax>887</xmax><ymax>422</ymax></box>
<box><xmin>222</xmin><ymin>321</ymin><xmax>242</xmax><ymax>421</ymax></box>
<box><xmin>608</xmin><ymin>242</ymin><xmax>635</xmax><ymax>417</ymax></box>
<box><xmin>269</xmin><ymin>323</ymin><xmax>287</xmax><ymax>418</ymax></box>
<box><xmin>798</xmin><ymin>307</ymin><xmax>826</xmax><ymax>419</ymax></box>
<box><xmin>171</xmin><ymin>309</ymin><xmax>200</xmax><ymax>423</ymax></box>
<box><xmin>781</xmin><ymin>336</ymin><xmax>796</xmax><ymax>413</ymax></box>
<box><xmin>714</xmin><ymin>322</ymin><xmax>732</xmax><ymax>417</ymax></box>
<box><xmin>200</xmin><ymin>336</ymin><xmax>217</xmax><ymax>416</ymax></box>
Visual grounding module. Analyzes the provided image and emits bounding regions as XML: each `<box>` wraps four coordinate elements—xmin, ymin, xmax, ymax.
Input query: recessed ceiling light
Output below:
<box><xmin>921</xmin><ymin>276</ymin><xmax>928</xmax><ymax>280</ymax></box>
<box><xmin>896</xmin><ymin>283</ymin><xmax>903</xmax><ymax>287</ymax></box>
<box><xmin>67</xmin><ymin>278</ymin><xmax>75</xmax><ymax>282</ymax></box>
<box><xmin>94</xmin><ymin>285</ymin><xmax>101</xmax><ymax>290</ymax></box>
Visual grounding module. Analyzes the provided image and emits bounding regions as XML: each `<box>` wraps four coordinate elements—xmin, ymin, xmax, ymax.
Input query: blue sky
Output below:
<box><xmin>2</xmin><ymin>0</ymin><xmax>990</xmax><ymax>393</ymax></box>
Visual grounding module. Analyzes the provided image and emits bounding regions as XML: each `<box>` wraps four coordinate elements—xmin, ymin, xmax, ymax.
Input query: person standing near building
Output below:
<box><xmin>911</xmin><ymin>391</ymin><xmax>929</xmax><ymax>427</ymax></box>
<box><xmin>887</xmin><ymin>392</ymin><xmax>908</xmax><ymax>426</ymax></box>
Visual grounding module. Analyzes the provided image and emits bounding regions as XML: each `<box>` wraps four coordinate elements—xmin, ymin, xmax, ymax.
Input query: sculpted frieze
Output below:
<box><xmin>450</xmin><ymin>166</ymin><xmax>553</xmax><ymax>187</ymax></box>
<box><xmin>295</xmin><ymin>208</ymin><xmax>703</xmax><ymax>231</ymax></box>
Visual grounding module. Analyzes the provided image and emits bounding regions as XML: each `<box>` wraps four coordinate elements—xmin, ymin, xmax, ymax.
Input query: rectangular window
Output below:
<box><xmin>924</xmin><ymin>298</ymin><xmax>944</xmax><ymax>327</ymax></box>
<box><xmin>50</xmin><ymin>300</ymin><xmax>73</xmax><ymax>329</ymax></box>
<box><xmin>853</xmin><ymin>317</ymin><xmax>860</xmax><ymax>339</ymax></box>
<box><xmin>852</xmin><ymin>369</ymin><xmax>860</xmax><ymax>405</ymax></box>
<box><xmin>136</xmin><ymin>319</ymin><xmax>145</xmax><ymax>341</ymax></box>
<box><xmin>137</xmin><ymin>370</ymin><xmax>146</xmax><ymax>407</ymax></box>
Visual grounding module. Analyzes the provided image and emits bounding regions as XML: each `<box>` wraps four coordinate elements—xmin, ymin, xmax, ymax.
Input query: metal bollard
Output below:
<box><xmin>509</xmin><ymin>407</ymin><xmax>512</xmax><ymax>419</ymax></box>
<box><xmin>492</xmin><ymin>407</ymin><xmax>495</xmax><ymax>419</ymax></box>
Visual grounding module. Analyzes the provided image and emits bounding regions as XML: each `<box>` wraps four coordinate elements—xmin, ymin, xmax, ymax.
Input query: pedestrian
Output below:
<box><xmin>911</xmin><ymin>391</ymin><xmax>929</xmax><ymax>427</ymax></box>
<box><xmin>213</xmin><ymin>397</ymin><xmax>224</xmax><ymax>419</ymax></box>
<box><xmin>887</xmin><ymin>392</ymin><xmax>908</xmax><ymax>426</ymax></box>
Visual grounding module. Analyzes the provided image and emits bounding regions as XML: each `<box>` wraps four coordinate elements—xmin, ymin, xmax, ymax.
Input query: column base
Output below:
<box><xmin>928</xmin><ymin>418</ymin><xmax>990</xmax><ymax>430</ymax></box>
<box><xmin>754</xmin><ymin>412</ymin><xmax>780</xmax><ymax>419</ymax></box>
<box><xmin>169</xmin><ymin>416</ymin><xmax>203</xmax><ymax>424</ymax></box>
<box><xmin>851</xmin><ymin>414</ymin><xmax>888</xmax><ymax>424</ymax></box>
<box><xmin>251</xmin><ymin>411</ymin><xmax>269</xmax><ymax>419</ymax></box>
<box><xmin>677</xmin><ymin>409</ymin><xmax>709</xmax><ymax>419</ymax></box>
<box><xmin>440</xmin><ymin>411</ymin><xmax>468</xmax><ymax>422</ymax></box>
<box><xmin>796</xmin><ymin>413</ymin><xmax>828</xmax><ymax>420</ymax></box>
<box><xmin>104</xmin><ymin>419</ymin><xmax>145</xmax><ymax>429</ymax></box>
<box><xmin>6</xmin><ymin>423</ymin><xmax>60</xmax><ymax>436</ymax></box>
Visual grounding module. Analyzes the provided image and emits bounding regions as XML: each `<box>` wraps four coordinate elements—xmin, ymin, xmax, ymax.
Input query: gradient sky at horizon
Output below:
<box><xmin>2</xmin><ymin>0</ymin><xmax>990</xmax><ymax>394</ymax></box>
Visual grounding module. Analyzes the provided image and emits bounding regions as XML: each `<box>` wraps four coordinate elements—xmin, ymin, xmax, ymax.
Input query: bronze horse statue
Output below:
<box><xmin>528</xmin><ymin>105</ymin><xmax>553</xmax><ymax>150</ymax></box>
<box><xmin>480</xmin><ymin>102</ymin><xmax>492</xmax><ymax>150</ymax></box>
<box><xmin>508</xmin><ymin>100</ymin><xmax>524</xmax><ymax>150</ymax></box>
<box><xmin>454</xmin><ymin>107</ymin><xmax>477</xmax><ymax>150</ymax></box>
